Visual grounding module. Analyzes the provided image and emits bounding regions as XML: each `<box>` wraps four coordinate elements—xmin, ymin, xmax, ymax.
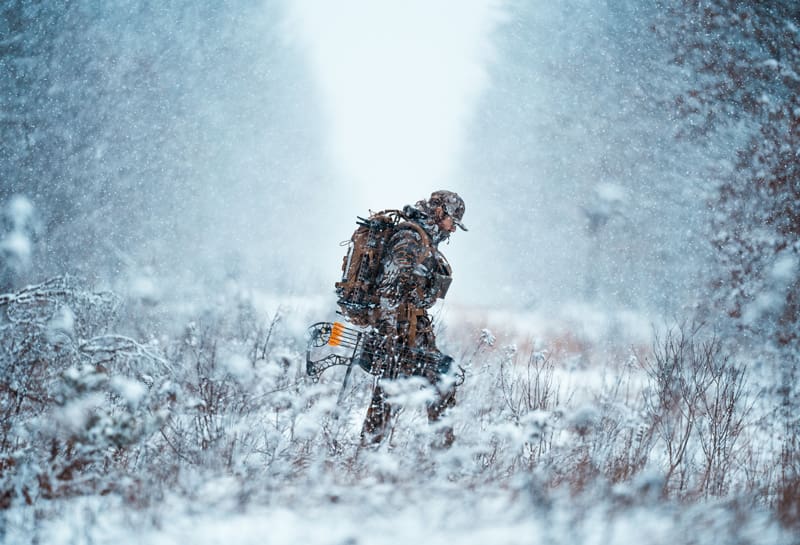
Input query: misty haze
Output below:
<box><xmin>1</xmin><ymin>1</ymin><xmax>798</xmax><ymax>543</ymax></box>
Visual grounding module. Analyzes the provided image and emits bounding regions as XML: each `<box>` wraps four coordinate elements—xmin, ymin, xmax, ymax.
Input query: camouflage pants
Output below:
<box><xmin>360</xmin><ymin>314</ymin><xmax>457</xmax><ymax>447</ymax></box>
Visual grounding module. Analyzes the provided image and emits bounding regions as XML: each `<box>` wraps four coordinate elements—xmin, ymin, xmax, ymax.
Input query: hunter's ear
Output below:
<box><xmin>433</xmin><ymin>206</ymin><xmax>445</xmax><ymax>220</ymax></box>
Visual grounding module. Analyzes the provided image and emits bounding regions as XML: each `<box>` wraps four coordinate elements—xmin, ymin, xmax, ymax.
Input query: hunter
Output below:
<box><xmin>358</xmin><ymin>190</ymin><xmax>467</xmax><ymax>447</ymax></box>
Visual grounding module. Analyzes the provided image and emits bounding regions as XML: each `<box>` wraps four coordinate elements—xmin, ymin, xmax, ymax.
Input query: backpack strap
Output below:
<box><xmin>395</xmin><ymin>220</ymin><xmax>431</xmax><ymax>250</ymax></box>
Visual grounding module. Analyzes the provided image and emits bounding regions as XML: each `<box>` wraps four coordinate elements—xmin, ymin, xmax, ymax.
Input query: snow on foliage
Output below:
<box><xmin>2</xmin><ymin>0</ymin><xmax>799</xmax><ymax>542</ymax></box>
<box><xmin>4</xmin><ymin>135</ymin><xmax>794</xmax><ymax>545</ymax></box>
<box><xmin>0</xmin><ymin>278</ymin><xmax>796</xmax><ymax>543</ymax></box>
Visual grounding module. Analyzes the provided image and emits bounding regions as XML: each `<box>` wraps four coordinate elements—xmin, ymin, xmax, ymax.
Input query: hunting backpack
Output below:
<box><xmin>335</xmin><ymin>209</ymin><xmax>430</xmax><ymax>326</ymax></box>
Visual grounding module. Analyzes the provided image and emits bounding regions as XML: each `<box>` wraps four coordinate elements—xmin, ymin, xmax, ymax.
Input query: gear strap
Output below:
<box><xmin>400</xmin><ymin>304</ymin><xmax>427</xmax><ymax>347</ymax></box>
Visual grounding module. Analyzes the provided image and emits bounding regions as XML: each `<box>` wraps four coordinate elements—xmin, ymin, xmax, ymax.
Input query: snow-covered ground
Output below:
<box><xmin>5</xmin><ymin>472</ymin><xmax>792</xmax><ymax>545</ymax></box>
<box><xmin>0</xmin><ymin>287</ymin><xmax>794</xmax><ymax>545</ymax></box>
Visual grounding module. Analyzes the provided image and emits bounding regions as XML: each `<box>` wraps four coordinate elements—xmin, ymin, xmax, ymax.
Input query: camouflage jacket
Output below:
<box><xmin>375</xmin><ymin>208</ymin><xmax>453</xmax><ymax>322</ymax></box>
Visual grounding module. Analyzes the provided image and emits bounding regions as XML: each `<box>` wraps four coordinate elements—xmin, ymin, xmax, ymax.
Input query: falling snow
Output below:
<box><xmin>1</xmin><ymin>1</ymin><xmax>799</xmax><ymax>544</ymax></box>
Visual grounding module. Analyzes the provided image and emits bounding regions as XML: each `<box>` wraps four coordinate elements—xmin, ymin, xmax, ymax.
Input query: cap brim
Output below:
<box><xmin>454</xmin><ymin>219</ymin><xmax>468</xmax><ymax>231</ymax></box>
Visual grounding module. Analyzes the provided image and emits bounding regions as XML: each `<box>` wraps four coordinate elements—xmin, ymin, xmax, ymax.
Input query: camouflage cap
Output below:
<box><xmin>428</xmin><ymin>190</ymin><xmax>468</xmax><ymax>231</ymax></box>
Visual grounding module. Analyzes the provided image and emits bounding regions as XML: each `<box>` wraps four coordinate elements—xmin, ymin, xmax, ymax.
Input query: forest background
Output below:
<box><xmin>0</xmin><ymin>1</ymin><xmax>798</xmax><ymax>543</ymax></box>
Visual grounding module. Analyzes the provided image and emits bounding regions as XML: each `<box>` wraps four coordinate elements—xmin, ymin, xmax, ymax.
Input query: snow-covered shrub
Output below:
<box><xmin>494</xmin><ymin>345</ymin><xmax>563</xmax><ymax>471</ymax></box>
<box><xmin>436</xmin><ymin>321</ymin><xmax>761</xmax><ymax>505</ymax></box>
<box><xmin>0</xmin><ymin>277</ymin><xmax>167</xmax><ymax>506</ymax></box>
<box><xmin>641</xmin><ymin>323</ymin><xmax>751</xmax><ymax>499</ymax></box>
<box><xmin>1</xmin><ymin>279</ymin><xmax>790</xmax><ymax>538</ymax></box>
<box><xmin>146</xmin><ymin>299</ymin><xmax>327</xmax><ymax>502</ymax></box>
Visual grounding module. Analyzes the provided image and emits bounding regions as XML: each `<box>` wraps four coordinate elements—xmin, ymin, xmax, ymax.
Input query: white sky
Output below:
<box><xmin>286</xmin><ymin>0</ymin><xmax>504</xmax><ymax>211</ymax></box>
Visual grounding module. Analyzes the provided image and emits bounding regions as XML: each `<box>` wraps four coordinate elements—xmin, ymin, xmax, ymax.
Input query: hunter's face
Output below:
<box><xmin>438</xmin><ymin>215</ymin><xmax>456</xmax><ymax>234</ymax></box>
<box><xmin>433</xmin><ymin>206</ymin><xmax>457</xmax><ymax>234</ymax></box>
